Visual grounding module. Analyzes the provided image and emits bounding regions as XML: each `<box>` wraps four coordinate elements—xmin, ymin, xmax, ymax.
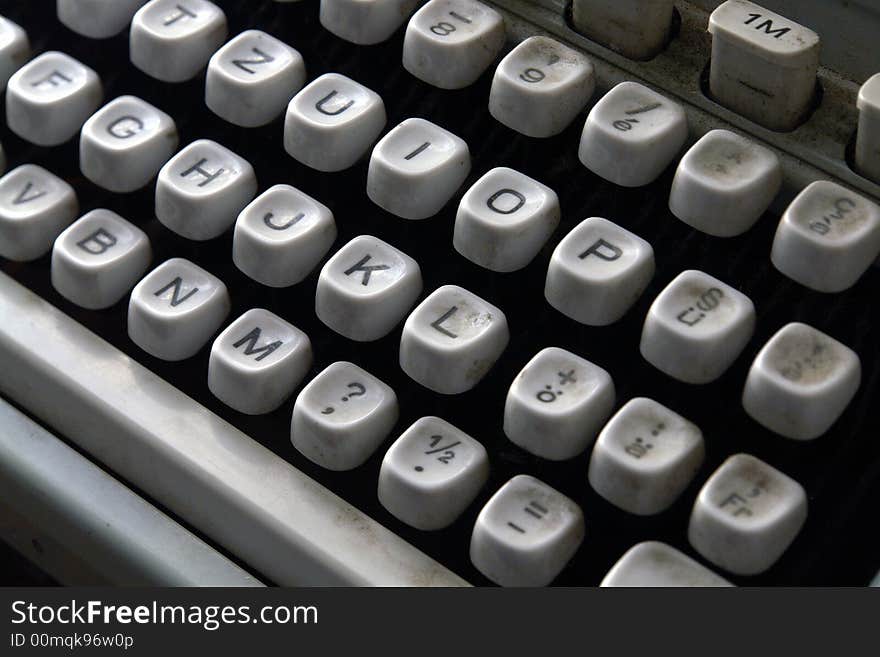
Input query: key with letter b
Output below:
<box><xmin>51</xmin><ymin>209</ymin><xmax>151</xmax><ymax>310</ymax></box>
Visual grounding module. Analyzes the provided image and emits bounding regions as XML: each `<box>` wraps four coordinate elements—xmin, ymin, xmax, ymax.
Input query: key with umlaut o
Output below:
<box><xmin>0</xmin><ymin>15</ymin><xmax>30</xmax><ymax>90</ymax></box>
<box><xmin>742</xmin><ymin>322</ymin><xmax>861</xmax><ymax>441</ymax></box>
<box><xmin>402</xmin><ymin>0</ymin><xmax>505</xmax><ymax>90</ymax></box>
<box><xmin>488</xmin><ymin>36</ymin><xmax>595</xmax><ymax>138</ymax></box>
<box><xmin>315</xmin><ymin>235</ymin><xmax>423</xmax><ymax>342</ymax></box>
<box><xmin>453</xmin><ymin>167</ymin><xmax>560</xmax><ymax>272</ymax></box>
<box><xmin>470</xmin><ymin>475</ymin><xmax>584</xmax><ymax>586</ymax></box>
<box><xmin>578</xmin><ymin>81</ymin><xmax>687</xmax><ymax>187</ymax></box>
<box><xmin>367</xmin><ymin>118</ymin><xmax>471</xmax><ymax>220</ymax></box>
<box><xmin>601</xmin><ymin>541</ymin><xmax>732</xmax><ymax>587</ymax></box>
<box><xmin>770</xmin><ymin>181</ymin><xmax>880</xmax><ymax>293</ymax></box>
<box><xmin>0</xmin><ymin>165</ymin><xmax>79</xmax><ymax>262</ymax></box>
<box><xmin>545</xmin><ymin>217</ymin><xmax>655</xmax><ymax>326</ymax></box>
<box><xmin>588</xmin><ymin>397</ymin><xmax>704</xmax><ymax>515</ymax></box>
<box><xmin>206</xmin><ymin>30</ymin><xmax>306</xmax><ymax>128</ymax></box>
<box><xmin>155</xmin><ymin>140</ymin><xmax>257</xmax><ymax>241</ymax></box>
<box><xmin>504</xmin><ymin>347</ymin><xmax>615</xmax><ymax>461</ymax></box>
<box><xmin>6</xmin><ymin>51</ymin><xmax>102</xmax><ymax>146</ymax></box>
<box><xmin>208</xmin><ymin>308</ymin><xmax>313</xmax><ymax>415</ymax></box>
<box><xmin>400</xmin><ymin>285</ymin><xmax>509</xmax><ymax>394</ymax></box>
<box><xmin>130</xmin><ymin>0</ymin><xmax>228</xmax><ymax>82</ymax></box>
<box><xmin>640</xmin><ymin>270</ymin><xmax>755</xmax><ymax>384</ymax></box>
<box><xmin>284</xmin><ymin>73</ymin><xmax>386</xmax><ymax>172</ymax></box>
<box><xmin>707</xmin><ymin>0</ymin><xmax>819</xmax><ymax>131</ymax></box>
<box><xmin>378</xmin><ymin>416</ymin><xmax>489</xmax><ymax>530</ymax></box>
<box><xmin>291</xmin><ymin>361</ymin><xmax>398</xmax><ymax>471</ymax></box>
<box><xmin>571</xmin><ymin>0</ymin><xmax>675</xmax><ymax>61</ymax></box>
<box><xmin>51</xmin><ymin>209</ymin><xmax>152</xmax><ymax>310</ymax></box>
<box><xmin>320</xmin><ymin>0</ymin><xmax>421</xmax><ymax>45</ymax></box>
<box><xmin>689</xmin><ymin>453</ymin><xmax>807</xmax><ymax>576</ymax></box>
<box><xmin>80</xmin><ymin>96</ymin><xmax>179</xmax><ymax>193</ymax></box>
<box><xmin>58</xmin><ymin>0</ymin><xmax>147</xmax><ymax>39</ymax></box>
<box><xmin>669</xmin><ymin>129</ymin><xmax>782</xmax><ymax>237</ymax></box>
<box><xmin>232</xmin><ymin>184</ymin><xmax>337</xmax><ymax>288</ymax></box>
<box><xmin>128</xmin><ymin>258</ymin><xmax>230</xmax><ymax>361</ymax></box>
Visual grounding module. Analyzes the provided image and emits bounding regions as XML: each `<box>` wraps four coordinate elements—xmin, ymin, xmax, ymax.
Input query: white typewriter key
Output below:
<box><xmin>206</xmin><ymin>30</ymin><xmax>306</xmax><ymax>128</ymax></box>
<box><xmin>0</xmin><ymin>16</ymin><xmax>30</xmax><ymax>89</ymax></box>
<box><xmin>545</xmin><ymin>217</ymin><xmax>654</xmax><ymax>326</ymax></box>
<box><xmin>470</xmin><ymin>475</ymin><xmax>584</xmax><ymax>586</ymax></box>
<box><xmin>600</xmin><ymin>541</ymin><xmax>732</xmax><ymax>587</ymax></box>
<box><xmin>856</xmin><ymin>74</ymin><xmax>880</xmax><ymax>184</ymax></box>
<box><xmin>578</xmin><ymin>81</ymin><xmax>687</xmax><ymax>187</ymax></box>
<box><xmin>0</xmin><ymin>165</ymin><xmax>79</xmax><ymax>262</ymax></box>
<box><xmin>284</xmin><ymin>73</ymin><xmax>386</xmax><ymax>172</ymax></box>
<box><xmin>232</xmin><ymin>184</ymin><xmax>337</xmax><ymax>288</ymax></box>
<box><xmin>669</xmin><ymin>130</ymin><xmax>782</xmax><ymax>237</ymax></box>
<box><xmin>402</xmin><ymin>0</ymin><xmax>505</xmax><ymax>90</ymax></box>
<box><xmin>208</xmin><ymin>308</ymin><xmax>312</xmax><ymax>415</ymax></box>
<box><xmin>378</xmin><ymin>416</ymin><xmax>489</xmax><ymax>530</ymax></box>
<box><xmin>571</xmin><ymin>0</ymin><xmax>675</xmax><ymax>61</ymax></box>
<box><xmin>504</xmin><ymin>348</ymin><xmax>615</xmax><ymax>461</ymax></box>
<box><xmin>80</xmin><ymin>95</ymin><xmax>179</xmax><ymax>193</ymax></box>
<box><xmin>130</xmin><ymin>0</ymin><xmax>228</xmax><ymax>83</ymax></box>
<box><xmin>128</xmin><ymin>258</ymin><xmax>230</xmax><ymax>361</ymax></box>
<box><xmin>51</xmin><ymin>209</ymin><xmax>151</xmax><ymax>310</ymax></box>
<box><xmin>316</xmin><ymin>235</ymin><xmax>422</xmax><ymax>342</ymax></box>
<box><xmin>770</xmin><ymin>181</ymin><xmax>880</xmax><ymax>293</ymax></box>
<box><xmin>367</xmin><ymin>118</ymin><xmax>470</xmax><ymax>220</ymax></box>
<box><xmin>291</xmin><ymin>361</ymin><xmax>399</xmax><ymax>471</ymax></box>
<box><xmin>641</xmin><ymin>270</ymin><xmax>755</xmax><ymax>384</ymax></box>
<box><xmin>6</xmin><ymin>51</ymin><xmax>102</xmax><ymax>146</ymax></box>
<box><xmin>453</xmin><ymin>167</ymin><xmax>560</xmax><ymax>272</ymax></box>
<box><xmin>400</xmin><ymin>285</ymin><xmax>509</xmax><ymax>394</ymax></box>
<box><xmin>707</xmin><ymin>0</ymin><xmax>819</xmax><ymax>132</ymax></box>
<box><xmin>588</xmin><ymin>397</ymin><xmax>704</xmax><ymax>515</ymax></box>
<box><xmin>58</xmin><ymin>0</ymin><xmax>147</xmax><ymax>39</ymax></box>
<box><xmin>488</xmin><ymin>36</ymin><xmax>595</xmax><ymax>138</ymax></box>
<box><xmin>155</xmin><ymin>140</ymin><xmax>257</xmax><ymax>241</ymax></box>
<box><xmin>742</xmin><ymin>323</ymin><xmax>861</xmax><ymax>441</ymax></box>
<box><xmin>688</xmin><ymin>453</ymin><xmax>807</xmax><ymax>575</ymax></box>
<box><xmin>320</xmin><ymin>0</ymin><xmax>420</xmax><ymax>45</ymax></box>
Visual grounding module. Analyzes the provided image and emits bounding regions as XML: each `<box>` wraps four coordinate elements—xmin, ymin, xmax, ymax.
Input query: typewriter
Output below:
<box><xmin>0</xmin><ymin>0</ymin><xmax>879</xmax><ymax>587</ymax></box>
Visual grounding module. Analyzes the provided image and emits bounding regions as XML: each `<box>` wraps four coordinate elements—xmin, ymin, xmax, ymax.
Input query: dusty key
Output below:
<box><xmin>504</xmin><ymin>347</ymin><xmax>615</xmax><ymax>461</ymax></box>
<box><xmin>588</xmin><ymin>397</ymin><xmax>704</xmax><ymax>515</ymax></box>
<box><xmin>470</xmin><ymin>475</ymin><xmax>584</xmax><ymax>586</ymax></box>
<box><xmin>688</xmin><ymin>453</ymin><xmax>807</xmax><ymax>575</ymax></box>
<box><xmin>742</xmin><ymin>322</ymin><xmax>861</xmax><ymax>440</ymax></box>
<box><xmin>601</xmin><ymin>541</ymin><xmax>732</xmax><ymax>587</ymax></box>
<box><xmin>378</xmin><ymin>416</ymin><xmax>489</xmax><ymax>530</ymax></box>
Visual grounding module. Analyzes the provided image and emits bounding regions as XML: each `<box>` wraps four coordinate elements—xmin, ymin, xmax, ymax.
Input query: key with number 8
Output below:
<box><xmin>402</xmin><ymin>0</ymin><xmax>505</xmax><ymax>89</ymax></box>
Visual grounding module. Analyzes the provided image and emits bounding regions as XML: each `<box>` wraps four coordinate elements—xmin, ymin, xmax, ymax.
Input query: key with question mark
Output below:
<box><xmin>321</xmin><ymin>381</ymin><xmax>367</xmax><ymax>415</ymax></box>
<box><xmin>292</xmin><ymin>361</ymin><xmax>399</xmax><ymax>471</ymax></box>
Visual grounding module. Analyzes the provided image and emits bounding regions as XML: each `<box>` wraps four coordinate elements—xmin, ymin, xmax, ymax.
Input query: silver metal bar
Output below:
<box><xmin>0</xmin><ymin>271</ymin><xmax>468</xmax><ymax>587</ymax></box>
